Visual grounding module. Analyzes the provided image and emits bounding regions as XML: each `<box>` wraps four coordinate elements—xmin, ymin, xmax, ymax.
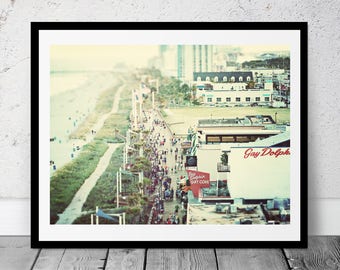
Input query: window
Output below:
<box><xmin>207</xmin><ymin>136</ymin><xmax>221</xmax><ymax>143</ymax></box>
<box><xmin>207</xmin><ymin>97</ymin><xmax>212</xmax><ymax>102</ymax></box>
<box><xmin>236</xmin><ymin>97</ymin><xmax>241</xmax><ymax>102</ymax></box>
<box><xmin>247</xmin><ymin>76</ymin><xmax>251</xmax><ymax>81</ymax></box>
<box><xmin>221</xmin><ymin>136</ymin><xmax>234</xmax><ymax>142</ymax></box>
<box><xmin>223</xmin><ymin>76</ymin><xmax>228</xmax><ymax>82</ymax></box>
<box><xmin>206</xmin><ymin>76</ymin><xmax>210</xmax><ymax>81</ymax></box>
<box><xmin>245</xmin><ymin>97</ymin><xmax>250</xmax><ymax>102</ymax></box>
<box><xmin>214</xmin><ymin>76</ymin><xmax>219</xmax><ymax>82</ymax></box>
<box><xmin>216</xmin><ymin>97</ymin><xmax>222</xmax><ymax>102</ymax></box>
<box><xmin>239</xmin><ymin>76</ymin><xmax>243</xmax><ymax>82</ymax></box>
<box><xmin>226</xmin><ymin>97</ymin><xmax>231</xmax><ymax>102</ymax></box>
<box><xmin>256</xmin><ymin>97</ymin><xmax>260</xmax><ymax>102</ymax></box>
<box><xmin>231</xmin><ymin>76</ymin><xmax>235</xmax><ymax>82</ymax></box>
<box><xmin>197</xmin><ymin>76</ymin><xmax>201</xmax><ymax>82</ymax></box>
<box><xmin>235</xmin><ymin>136</ymin><xmax>250</xmax><ymax>143</ymax></box>
<box><xmin>265</xmin><ymin>97</ymin><xmax>270</xmax><ymax>101</ymax></box>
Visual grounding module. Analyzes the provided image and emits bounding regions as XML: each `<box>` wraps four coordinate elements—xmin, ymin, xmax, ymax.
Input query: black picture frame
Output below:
<box><xmin>31</xmin><ymin>22</ymin><xmax>308</xmax><ymax>248</ymax></box>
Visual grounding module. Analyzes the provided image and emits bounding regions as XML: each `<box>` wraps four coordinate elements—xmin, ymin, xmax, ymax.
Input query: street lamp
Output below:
<box><xmin>275</xmin><ymin>112</ymin><xmax>278</xmax><ymax>123</ymax></box>
<box><xmin>115</xmin><ymin>129</ymin><xmax>136</xmax><ymax>166</ymax></box>
<box><xmin>149</xmin><ymin>79</ymin><xmax>159</xmax><ymax>111</ymax></box>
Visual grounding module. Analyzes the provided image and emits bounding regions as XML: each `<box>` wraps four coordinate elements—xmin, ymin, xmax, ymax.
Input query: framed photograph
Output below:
<box><xmin>32</xmin><ymin>22</ymin><xmax>307</xmax><ymax>248</ymax></box>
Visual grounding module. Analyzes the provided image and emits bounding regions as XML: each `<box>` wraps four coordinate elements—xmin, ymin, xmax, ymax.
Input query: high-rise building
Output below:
<box><xmin>158</xmin><ymin>45</ymin><xmax>177</xmax><ymax>78</ymax></box>
<box><xmin>177</xmin><ymin>45</ymin><xmax>213</xmax><ymax>82</ymax></box>
<box><xmin>158</xmin><ymin>45</ymin><xmax>213</xmax><ymax>82</ymax></box>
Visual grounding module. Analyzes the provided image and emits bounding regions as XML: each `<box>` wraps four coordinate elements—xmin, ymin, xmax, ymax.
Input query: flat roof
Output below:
<box><xmin>187</xmin><ymin>204</ymin><xmax>266</xmax><ymax>225</ymax></box>
<box><xmin>202</xmin><ymin>129</ymin><xmax>281</xmax><ymax>135</ymax></box>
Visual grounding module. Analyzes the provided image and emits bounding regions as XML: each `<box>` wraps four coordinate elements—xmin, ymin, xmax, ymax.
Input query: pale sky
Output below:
<box><xmin>217</xmin><ymin>45</ymin><xmax>290</xmax><ymax>62</ymax></box>
<box><xmin>50</xmin><ymin>45</ymin><xmax>159</xmax><ymax>71</ymax></box>
<box><xmin>50</xmin><ymin>44</ymin><xmax>289</xmax><ymax>71</ymax></box>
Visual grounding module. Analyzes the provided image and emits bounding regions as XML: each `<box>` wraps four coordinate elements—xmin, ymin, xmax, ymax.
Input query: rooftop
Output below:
<box><xmin>197</xmin><ymin>115</ymin><xmax>275</xmax><ymax>128</ymax></box>
<box><xmin>187</xmin><ymin>204</ymin><xmax>266</xmax><ymax>225</ymax></box>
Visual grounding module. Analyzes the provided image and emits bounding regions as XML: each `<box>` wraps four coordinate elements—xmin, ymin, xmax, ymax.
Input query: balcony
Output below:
<box><xmin>217</xmin><ymin>163</ymin><xmax>230</xmax><ymax>172</ymax></box>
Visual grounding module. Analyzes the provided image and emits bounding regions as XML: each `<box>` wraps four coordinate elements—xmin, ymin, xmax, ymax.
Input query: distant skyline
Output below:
<box><xmin>50</xmin><ymin>45</ymin><xmax>289</xmax><ymax>72</ymax></box>
<box><xmin>214</xmin><ymin>45</ymin><xmax>290</xmax><ymax>63</ymax></box>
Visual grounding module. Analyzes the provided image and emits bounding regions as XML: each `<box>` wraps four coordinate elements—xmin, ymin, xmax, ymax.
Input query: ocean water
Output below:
<box><xmin>50</xmin><ymin>71</ymin><xmax>118</xmax><ymax>175</ymax></box>
<box><xmin>50</xmin><ymin>73</ymin><xmax>88</xmax><ymax>97</ymax></box>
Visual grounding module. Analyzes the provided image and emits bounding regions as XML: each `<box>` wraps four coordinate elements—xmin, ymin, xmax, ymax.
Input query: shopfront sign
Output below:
<box><xmin>186</xmin><ymin>170</ymin><xmax>210</xmax><ymax>197</ymax></box>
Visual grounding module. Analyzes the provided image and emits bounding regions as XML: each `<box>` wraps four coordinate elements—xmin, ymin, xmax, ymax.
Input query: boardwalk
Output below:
<box><xmin>56</xmin><ymin>143</ymin><xmax>122</xmax><ymax>224</ymax></box>
<box><xmin>0</xmin><ymin>236</ymin><xmax>339</xmax><ymax>269</ymax></box>
<box><xmin>146</xmin><ymin>109</ymin><xmax>187</xmax><ymax>224</ymax></box>
<box><xmin>56</xmin><ymin>78</ymin><xmax>126</xmax><ymax>224</ymax></box>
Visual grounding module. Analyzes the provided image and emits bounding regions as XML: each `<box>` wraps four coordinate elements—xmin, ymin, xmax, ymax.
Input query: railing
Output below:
<box><xmin>217</xmin><ymin>163</ymin><xmax>230</xmax><ymax>172</ymax></box>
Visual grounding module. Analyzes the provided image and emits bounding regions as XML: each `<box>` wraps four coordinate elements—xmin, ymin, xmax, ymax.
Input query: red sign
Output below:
<box><xmin>186</xmin><ymin>170</ymin><xmax>210</xmax><ymax>197</ymax></box>
<box><xmin>243</xmin><ymin>148</ymin><xmax>290</xmax><ymax>159</ymax></box>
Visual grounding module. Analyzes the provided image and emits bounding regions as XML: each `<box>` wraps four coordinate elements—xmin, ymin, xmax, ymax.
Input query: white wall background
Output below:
<box><xmin>0</xmin><ymin>0</ymin><xmax>339</xmax><ymax>235</ymax></box>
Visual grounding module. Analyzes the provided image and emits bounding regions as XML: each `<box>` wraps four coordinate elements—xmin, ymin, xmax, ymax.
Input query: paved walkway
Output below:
<box><xmin>158</xmin><ymin>111</ymin><xmax>187</xmax><ymax>224</ymax></box>
<box><xmin>56</xmin><ymin>78</ymin><xmax>126</xmax><ymax>224</ymax></box>
<box><xmin>144</xmin><ymin>109</ymin><xmax>187</xmax><ymax>224</ymax></box>
<box><xmin>76</xmin><ymin>81</ymin><xmax>126</xmax><ymax>146</ymax></box>
<box><xmin>57</xmin><ymin>143</ymin><xmax>122</xmax><ymax>224</ymax></box>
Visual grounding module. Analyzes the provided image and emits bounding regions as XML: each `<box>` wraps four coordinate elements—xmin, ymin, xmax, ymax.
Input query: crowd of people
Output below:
<box><xmin>139</xmin><ymin>110</ymin><xmax>189</xmax><ymax>225</ymax></box>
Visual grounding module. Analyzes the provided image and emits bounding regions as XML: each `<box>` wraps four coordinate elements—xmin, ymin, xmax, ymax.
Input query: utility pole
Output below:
<box><xmin>119</xmin><ymin>167</ymin><xmax>122</xmax><ymax>193</ymax></box>
<box><xmin>132</xmin><ymin>89</ymin><xmax>138</xmax><ymax>129</ymax></box>
<box><xmin>116</xmin><ymin>171</ymin><xmax>119</xmax><ymax>208</ymax></box>
<box><xmin>150</xmin><ymin>78</ymin><xmax>158</xmax><ymax>111</ymax></box>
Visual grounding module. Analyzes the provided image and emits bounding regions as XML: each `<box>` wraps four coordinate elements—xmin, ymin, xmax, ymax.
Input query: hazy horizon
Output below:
<box><xmin>50</xmin><ymin>44</ymin><xmax>290</xmax><ymax>72</ymax></box>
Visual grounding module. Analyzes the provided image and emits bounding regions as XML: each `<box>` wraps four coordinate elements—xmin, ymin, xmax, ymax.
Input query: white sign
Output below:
<box><xmin>229</xmin><ymin>147</ymin><xmax>290</xmax><ymax>199</ymax></box>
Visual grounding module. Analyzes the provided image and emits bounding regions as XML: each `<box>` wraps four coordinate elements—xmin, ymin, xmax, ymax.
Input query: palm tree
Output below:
<box><xmin>221</xmin><ymin>152</ymin><xmax>229</xmax><ymax>165</ymax></box>
<box><xmin>191</xmin><ymin>84</ymin><xmax>197</xmax><ymax>100</ymax></box>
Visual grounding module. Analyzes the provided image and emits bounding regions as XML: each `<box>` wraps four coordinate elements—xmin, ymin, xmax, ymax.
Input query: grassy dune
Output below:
<box><xmin>69</xmin><ymin>83</ymin><xmax>122</xmax><ymax>140</ymax></box>
<box><xmin>82</xmin><ymin>145</ymin><xmax>124</xmax><ymax>212</ymax></box>
<box><xmin>94</xmin><ymin>114</ymin><xmax>128</xmax><ymax>142</ymax></box>
<box><xmin>50</xmin><ymin>77</ymin><xmax>133</xmax><ymax>224</ymax></box>
<box><xmin>50</xmin><ymin>140</ymin><xmax>108</xmax><ymax>224</ymax></box>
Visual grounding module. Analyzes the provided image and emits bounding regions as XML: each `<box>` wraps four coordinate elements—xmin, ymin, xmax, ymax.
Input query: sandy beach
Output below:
<box><xmin>50</xmin><ymin>71</ymin><xmax>119</xmax><ymax>175</ymax></box>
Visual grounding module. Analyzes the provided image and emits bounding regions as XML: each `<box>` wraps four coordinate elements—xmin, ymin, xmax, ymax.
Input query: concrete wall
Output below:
<box><xmin>1</xmin><ymin>0</ymin><xmax>340</xmax><ymax>235</ymax></box>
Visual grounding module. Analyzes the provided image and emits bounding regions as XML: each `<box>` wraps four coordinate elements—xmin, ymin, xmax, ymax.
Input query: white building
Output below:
<box><xmin>228</xmin><ymin>146</ymin><xmax>290</xmax><ymax>199</ymax></box>
<box><xmin>197</xmin><ymin>88</ymin><xmax>273</xmax><ymax>106</ymax></box>
<box><xmin>192</xmin><ymin>71</ymin><xmax>275</xmax><ymax>106</ymax></box>
<box><xmin>192</xmin><ymin>117</ymin><xmax>290</xmax><ymax>200</ymax></box>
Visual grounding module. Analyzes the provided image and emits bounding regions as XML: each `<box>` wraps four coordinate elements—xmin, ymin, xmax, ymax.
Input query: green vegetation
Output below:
<box><xmin>192</xmin><ymin>99</ymin><xmax>201</xmax><ymax>106</ymax></box>
<box><xmin>80</xmin><ymin>145</ymin><xmax>153</xmax><ymax>224</ymax></box>
<box><xmin>130</xmin><ymin>156</ymin><xmax>151</xmax><ymax>173</ymax></box>
<box><xmin>50</xmin><ymin>140</ymin><xmax>109</xmax><ymax>224</ymax></box>
<box><xmin>94</xmin><ymin>114</ymin><xmax>128</xmax><ymax>142</ymax></box>
<box><xmin>50</xmin><ymin>75</ymin><xmax>141</xmax><ymax>224</ymax></box>
<box><xmin>74</xmin><ymin>202</ymin><xmax>151</xmax><ymax>225</ymax></box>
<box><xmin>118</xmin><ymin>98</ymin><xmax>132</xmax><ymax>114</ymax></box>
<box><xmin>73</xmin><ymin>210</ymin><xmax>122</xmax><ymax>224</ymax></box>
<box><xmin>82</xmin><ymin>145</ymin><xmax>127</xmax><ymax>212</ymax></box>
<box><xmin>69</xmin><ymin>82</ymin><xmax>122</xmax><ymax>140</ymax></box>
<box><xmin>136</xmin><ymin>67</ymin><xmax>194</xmax><ymax>107</ymax></box>
<box><xmin>81</xmin><ymin>140</ymin><xmax>152</xmax><ymax>224</ymax></box>
<box><xmin>221</xmin><ymin>152</ymin><xmax>229</xmax><ymax>165</ymax></box>
<box><xmin>242</xmin><ymin>57</ymin><xmax>290</xmax><ymax>70</ymax></box>
<box><xmin>158</xmin><ymin>78</ymin><xmax>192</xmax><ymax>106</ymax></box>
<box><xmin>160</xmin><ymin>109</ymin><xmax>167</xmax><ymax>118</ymax></box>
<box><xmin>69</xmin><ymin>114</ymin><xmax>98</xmax><ymax>140</ymax></box>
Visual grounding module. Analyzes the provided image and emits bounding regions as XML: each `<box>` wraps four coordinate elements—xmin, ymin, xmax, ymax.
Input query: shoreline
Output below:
<box><xmin>50</xmin><ymin>71</ymin><xmax>120</xmax><ymax>176</ymax></box>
